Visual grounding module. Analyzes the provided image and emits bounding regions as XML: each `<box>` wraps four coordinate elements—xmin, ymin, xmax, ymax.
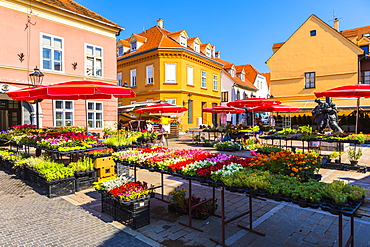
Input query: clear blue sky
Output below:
<box><xmin>76</xmin><ymin>0</ymin><xmax>369</xmax><ymax>73</ymax></box>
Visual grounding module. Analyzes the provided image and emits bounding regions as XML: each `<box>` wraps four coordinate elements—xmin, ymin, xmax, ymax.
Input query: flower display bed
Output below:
<box><xmin>23</xmin><ymin>166</ymin><xmax>75</xmax><ymax>198</ymax></box>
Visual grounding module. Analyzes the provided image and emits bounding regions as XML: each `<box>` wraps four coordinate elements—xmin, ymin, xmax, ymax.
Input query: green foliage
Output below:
<box><xmin>347</xmin><ymin>148</ymin><xmax>362</xmax><ymax>161</ymax></box>
<box><xmin>67</xmin><ymin>157</ymin><xmax>94</xmax><ymax>172</ymax></box>
<box><xmin>328</xmin><ymin>151</ymin><xmax>343</xmax><ymax>159</ymax></box>
<box><xmin>256</xmin><ymin>146</ymin><xmax>284</xmax><ymax>153</ymax></box>
<box><xmin>298</xmin><ymin>125</ymin><xmax>312</xmax><ymax>134</ymax></box>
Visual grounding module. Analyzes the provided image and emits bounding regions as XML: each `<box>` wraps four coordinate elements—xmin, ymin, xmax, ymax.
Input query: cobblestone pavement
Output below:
<box><xmin>0</xmin><ymin>170</ymin><xmax>156</xmax><ymax>247</ymax></box>
<box><xmin>2</xmin><ymin>135</ymin><xmax>370</xmax><ymax>246</ymax></box>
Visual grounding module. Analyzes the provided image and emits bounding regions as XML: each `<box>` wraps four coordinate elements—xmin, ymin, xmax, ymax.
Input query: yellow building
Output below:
<box><xmin>117</xmin><ymin>19</ymin><xmax>223</xmax><ymax>130</ymax></box>
<box><xmin>266</xmin><ymin>14</ymin><xmax>370</xmax><ymax>131</ymax></box>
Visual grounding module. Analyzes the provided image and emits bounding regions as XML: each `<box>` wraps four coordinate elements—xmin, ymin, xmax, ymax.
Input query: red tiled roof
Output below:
<box><xmin>36</xmin><ymin>0</ymin><xmax>121</xmax><ymax>28</ymax></box>
<box><xmin>119</xmin><ymin>26</ymin><xmax>225</xmax><ymax>66</ymax></box>
<box><xmin>261</xmin><ymin>72</ymin><xmax>271</xmax><ymax>88</ymax></box>
<box><xmin>233</xmin><ymin>75</ymin><xmax>256</xmax><ymax>90</ymax></box>
<box><xmin>132</xmin><ymin>34</ymin><xmax>147</xmax><ymax>43</ymax></box>
<box><xmin>341</xmin><ymin>26</ymin><xmax>370</xmax><ymax>40</ymax></box>
<box><xmin>168</xmin><ymin>30</ymin><xmax>185</xmax><ymax>36</ymax></box>
<box><xmin>120</xmin><ymin>26</ymin><xmax>190</xmax><ymax>58</ymax></box>
<box><xmin>272</xmin><ymin>42</ymin><xmax>285</xmax><ymax>49</ymax></box>
<box><xmin>236</xmin><ymin>64</ymin><xmax>259</xmax><ymax>83</ymax></box>
<box><xmin>119</xmin><ymin>39</ymin><xmax>130</xmax><ymax>47</ymax></box>
<box><xmin>213</xmin><ymin>58</ymin><xmax>256</xmax><ymax>90</ymax></box>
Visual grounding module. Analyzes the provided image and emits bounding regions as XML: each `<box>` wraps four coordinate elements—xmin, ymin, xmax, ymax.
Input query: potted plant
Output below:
<box><xmin>347</xmin><ymin>147</ymin><xmax>362</xmax><ymax>166</ymax></box>
<box><xmin>168</xmin><ymin>186</ymin><xmax>217</xmax><ymax>220</ymax></box>
<box><xmin>328</xmin><ymin>151</ymin><xmax>343</xmax><ymax>163</ymax></box>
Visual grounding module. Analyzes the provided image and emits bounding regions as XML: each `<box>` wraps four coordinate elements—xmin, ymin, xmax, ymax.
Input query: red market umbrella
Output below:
<box><xmin>314</xmin><ymin>84</ymin><xmax>370</xmax><ymax>98</ymax></box>
<box><xmin>227</xmin><ymin>98</ymin><xmax>281</xmax><ymax>107</ymax></box>
<box><xmin>135</xmin><ymin>103</ymin><xmax>188</xmax><ymax>114</ymax></box>
<box><xmin>6</xmin><ymin>81</ymin><xmax>136</xmax><ymax>130</ymax></box>
<box><xmin>248</xmin><ymin>104</ymin><xmax>300</xmax><ymax>112</ymax></box>
<box><xmin>314</xmin><ymin>84</ymin><xmax>370</xmax><ymax>133</ymax></box>
<box><xmin>203</xmin><ymin>106</ymin><xmax>245</xmax><ymax>124</ymax></box>
<box><xmin>202</xmin><ymin>106</ymin><xmax>245</xmax><ymax>114</ymax></box>
<box><xmin>7</xmin><ymin>80</ymin><xmax>136</xmax><ymax>101</ymax></box>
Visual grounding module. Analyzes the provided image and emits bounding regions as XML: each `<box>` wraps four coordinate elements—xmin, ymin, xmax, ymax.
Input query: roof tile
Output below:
<box><xmin>36</xmin><ymin>0</ymin><xmax>121</xmax><ymax>28</ymax></box>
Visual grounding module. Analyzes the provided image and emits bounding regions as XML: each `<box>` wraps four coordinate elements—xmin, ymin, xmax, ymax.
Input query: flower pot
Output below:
<box><xmin>350</xmin><ymin>160</ymin><xmax>358</xmax><ymax>166</ymax></box>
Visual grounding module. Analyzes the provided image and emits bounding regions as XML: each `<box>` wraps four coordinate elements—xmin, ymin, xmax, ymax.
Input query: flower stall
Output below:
<box><xmin>94</xmin><ymin>175</ymin><xmax>154</xmax><ymax>229</ymax></box>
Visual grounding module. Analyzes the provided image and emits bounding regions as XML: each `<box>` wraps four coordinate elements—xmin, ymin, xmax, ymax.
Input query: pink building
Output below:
<box><xmin>0</xmin><ymin>0</ymin><xmax>124</xmax><ymax>135</ymax></box>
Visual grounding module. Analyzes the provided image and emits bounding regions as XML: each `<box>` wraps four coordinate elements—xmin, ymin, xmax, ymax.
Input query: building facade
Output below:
<box><xmin>0</xmin><ymin>0</ymin><xmax>122</xmax><ymax>134</ymax></box>
<box><xmin>267</xmin><ymin>14</ymin><xmax>370</xmax><ymax>131</ymax></box>
<box><xmin>117</xmin><ymin>19</ymin><xmax>223</xmax><ymax>130</ymax></box>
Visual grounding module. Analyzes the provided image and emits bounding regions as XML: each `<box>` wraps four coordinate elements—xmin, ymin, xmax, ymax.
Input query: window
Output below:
<box><xmin>364</xmin><ymin>71</ymin><xmax>370</xmax><ymax>84</ymax></box>
<box><xmin>361</xmin><ymin>45</ymin><xmax>369</xmax><ymax>55</ymax></box>
<box><xmin>87</xmin><ymin>101</ymin><xmax>103</xmax><ymax>129</ymax></box>
<box><xmin>130</xmin><ymin>69</ymin><xmax>137</xmax><ymax>87</ymax></box>
<box><xmin>310</xmin><ymin>30</ymin><xmax>316</xmax><ymax>36</ymax></box>
<box><xmin>230</xmin><ymin>69</ymin><xmax>235</xmax><ymax>77</ymax></box>
<box><xmin>117</xmin><ymin>72</ymin><xmax>122</xmax><ymax>86</ymax></box>
<box><xmin>86</xmin><ymin>44</ymin><xmax>102</xmax><ymax>77</ymax></box>
<box><xmin>305</xmin><ymin>72</ymin><xmax>316</xmax><ymax>88</ymax></box>
<box><xmin>206</xmin><ymin>47</ymin><xmax>211</xmax><ymax>57</ymax></box>
<box><xmin>180</xmin><ymin>35</ymin><xmax>187</xmax><ymax>47</ymax></box>
<box><xmin>187</xmin><ymin>66</ymin><xmax>194</xmax><ymax>85</ymax></box>
<box><xmin>213</xmin><ymin>74</ymin><xmax>218</xmax><ymax>91</ymax></box>
<box><xmin>146</xmin><ymin>65</ymin><xmax>153</xmax><ymax>84</ymax></box>
<box><xmin>236</xmin><ymin>90</ymin><xmax>240</xmax><ymax>100</ymax></box>
<box><xmin>166</xmin><ymin>98</ymin><xmax>176</xmax><ymax>105</ymax></box>
<box><xmin>165</xmin><ymin>63</ymin><xmax>176</xmax><ymax>83</ymax></box>
<box><xmin>55</xmin><ymin>100</ymin><xmax>73</xmax><ymax>127</ymax></box>
<box><xmin>221</xmin><ymin>92</ymin><xmax>228</xmax><ymax>102</ymax></box>
<box><xmin>131</xmin><ymin>41</ymin><xmax>137</xmax><ymax>52</ymax></box>
<box><xmin>201</xmin><ymin>71</ymin><xmax>207</xmax><ymax>88</ymax></box>
<box><xmin>194</xmin><ymin>42</ymin><xmax>200</xmax><ymax>52</ymax></box>
<box><xmin>240</xmin><ymin>74</ymin><xmax>245</xmax><ymax>81</ymax></box>
<box><xmin>41</xmin><ymin>34</ymin><xmax>63</xmax><ymax>71</ymax></box>
<box><xmin>117</xmin><ymin>46</ymin><xmax>123</xmax><ymax>56</ymax></box>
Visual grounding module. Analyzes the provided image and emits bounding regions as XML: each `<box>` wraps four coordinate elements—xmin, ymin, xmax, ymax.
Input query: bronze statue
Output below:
<box><xmin>312</xmin><ymin>97</ymin><xmax>343</xmax><ymax>132</ymax></box>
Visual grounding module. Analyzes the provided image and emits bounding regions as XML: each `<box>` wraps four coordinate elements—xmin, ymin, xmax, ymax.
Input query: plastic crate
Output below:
<box><xmin>115</xmin><ymin>162</ymin><xmax>130</xmax><ymax>176</ymax></box>
<box><xmin>115</xmin><ymin>208</ymin><xmax>150</xmax><ymax>230</ymax></box>
<box><xmin>75</xmin><ymin>176</ymin><xmax>97</xmax><ymax>192</ymax></box>
<box><xmin>38</xmin><ymin>177</ymin><xmax>76</xmax><ymax>198</ymax></box>
<box><xmin>116</xmin><ymin>197</ymin><xmax>150</xmax><ymax>214</ymax></box>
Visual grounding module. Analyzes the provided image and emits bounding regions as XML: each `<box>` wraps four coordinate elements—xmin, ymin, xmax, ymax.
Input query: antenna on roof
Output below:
<box><xmin>328</xmin><ymin>10</ymin><xmax>342</xmax><ymax>31</ymax></box>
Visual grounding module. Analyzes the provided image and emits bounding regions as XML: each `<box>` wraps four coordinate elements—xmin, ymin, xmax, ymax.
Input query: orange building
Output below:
<box><xmin>117</xmin><ymin>19</ymin><xmax>223</xmax><ymax>130</ymax></box>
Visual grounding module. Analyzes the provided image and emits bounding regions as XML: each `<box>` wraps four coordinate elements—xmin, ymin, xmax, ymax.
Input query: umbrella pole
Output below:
<box><xmin>85</xmin><ymin>100</ymin><xmax>88</xmax><ymax>133</ymax></box>
<box><xmin>355</xmin><ymin>98</ymin><xmax>360</xmax><ymax>134</ymax></box>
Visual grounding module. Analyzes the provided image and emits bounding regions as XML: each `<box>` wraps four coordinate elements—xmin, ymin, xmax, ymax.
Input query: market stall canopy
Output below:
<box><xmin>227</xmin><ymin>98</ymin><xmax>281</xmax><ymax>107</ymax></box>
<box><xmin>248</xmin><ymin>104</ymin><xmax>300</xmax><ymax>112</ymax></box>
<box><xmin>202</xmin><ymin>106</ymin><xmax>245</xmax><ymax>114</ymax></box>
<box><xmin>135</xmin><ymin>103</ymin><xmax>188</xmax><ymax>114</ymax></box>
<box><xmin>6</xmin><ymin>80</ymin><xmax>136</xmax><ymax>101</ymax></box>
<box><xmin>314</xmin><ymin>84</ymin><xmax>370</xmax><ymax>98</ymax></box>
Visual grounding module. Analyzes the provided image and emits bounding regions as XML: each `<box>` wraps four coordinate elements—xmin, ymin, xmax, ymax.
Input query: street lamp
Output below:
<box><xmin>29</xmin><ymin>66</ymin><xmax>44</xmax><ymax>128</ymax></box>
<box><xmin>29</xmin><ymin>66</ymin><xmax>44</xmax><ymax>86</ymax></box>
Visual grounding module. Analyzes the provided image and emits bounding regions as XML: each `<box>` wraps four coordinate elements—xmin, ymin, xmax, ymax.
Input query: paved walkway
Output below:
<box><xmin>1</xmin><ymin>135</ymin><xmax>370</xmax><ymax>246</ymax></box>
<box><xmin>0</xmin><ymin>170</ymin><xmax>157</xmax><ymax>247</ymax></box>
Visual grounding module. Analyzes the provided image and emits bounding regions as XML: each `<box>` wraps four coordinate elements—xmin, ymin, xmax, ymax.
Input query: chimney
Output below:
<box><xmin>334</xmin><ymin>18</ymin><xmax>339</xmax><ymax>31</ymax></box>
<box><xmin>157</xmin><ymin>18</ymin><xmax>164</xmax><ymax>29</ymax></box>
